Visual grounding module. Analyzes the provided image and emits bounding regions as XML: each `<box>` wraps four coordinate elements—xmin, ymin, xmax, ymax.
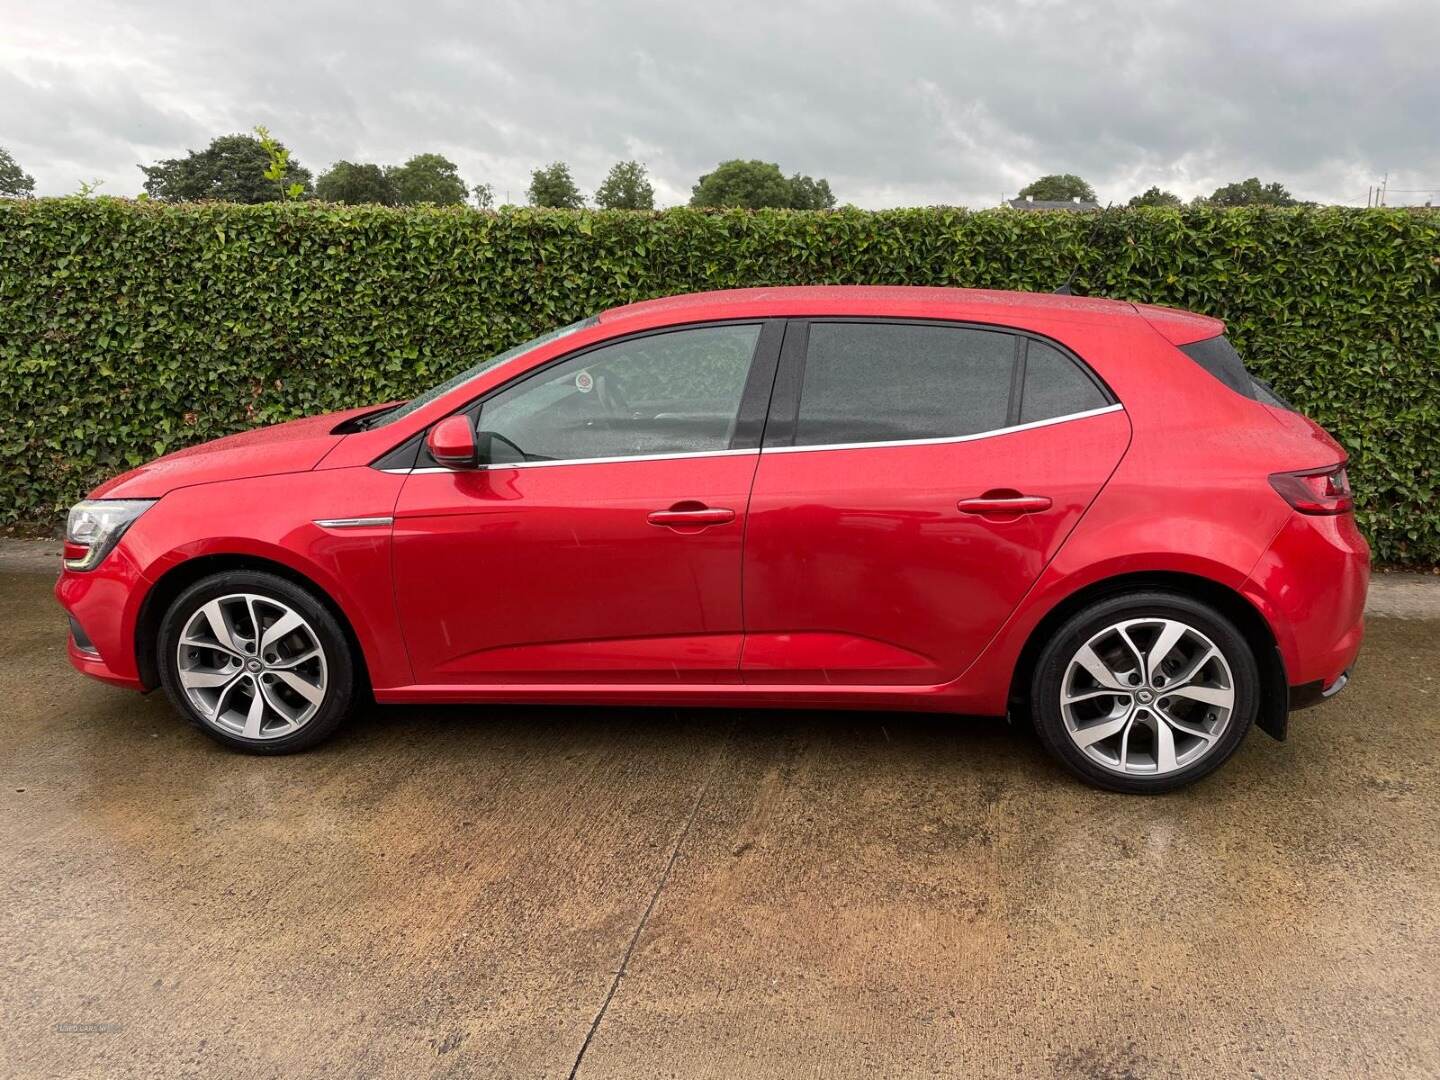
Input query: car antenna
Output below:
<box><xmin>1053</xmin><ymin>202</ymin><xmax>1113</xmax><ymax>295</ymax></box>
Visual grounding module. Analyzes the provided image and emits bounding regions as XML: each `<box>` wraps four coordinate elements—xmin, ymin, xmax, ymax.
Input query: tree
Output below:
<box><xmin>387</xmin><ymin>153</ymin><xmax>468</xmax><ymax>206</ymax></box>
<box><xmin>594</xmin><ymin>161</ymin><xmax>655</xmax><ymax>210</ymax></box>
<box><xmin>1017</xmin><ymin>173</ymin><xmax>1097</xmax><ymax>202</ymax></box>
<box><xmin>527</xmin><ymin>162</ymin><xmax>584</xmax><ymax>208</ymax></box>
<box><xmin>1127</xmin><ymin>185</ymin><xmax>1183</xmax><ymax>208</ymax></box>
<box><xmin>1203</xmin><ymin>177</ymin><xmax>1299</xmax><ymax>207</ymax></box>
<box><xmin>140</xmin><ymin>132</ymin><xmax>313</xmax><ymax>203</ymax></box>
<box><xmin>0</xmin><ymin>146</ymin><xmax>35</xmax><ymax>197</ymax></box>
<box><xmin>689</xmin><ymin>159</ymin><xmax>836</xmax><ymax>209</ymax></box>
<box><xmin>787</xmin><ymin>173</ymin><xmax>836</xmax><ymax>210</ymax></box>
<box><xmin>317</xmin><ymin>161</ymin><xmax>399</xmax><ymax>205</ymax></box>
<box><xmin>472</xmin><ymin>182</ymin><xmax>495</xmax><ymax>209</ymax></box>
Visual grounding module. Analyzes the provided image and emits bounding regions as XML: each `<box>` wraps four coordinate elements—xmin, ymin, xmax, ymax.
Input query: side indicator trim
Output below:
<box><xmin>313</xmin><ymin>516</ymin><xmax>395</xmax><ymax>529</ymax></box>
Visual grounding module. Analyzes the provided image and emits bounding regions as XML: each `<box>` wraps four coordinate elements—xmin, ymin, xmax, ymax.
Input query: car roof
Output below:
<box><xmin>598</xmin><ymin>285</ymin><xmax>1222</xmax><ymax>344</ymax></box>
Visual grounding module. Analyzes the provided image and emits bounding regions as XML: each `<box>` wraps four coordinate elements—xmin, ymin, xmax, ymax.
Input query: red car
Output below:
<box><xmin>56</xmin><ymin>286</ymin><xmax>1368</xmax><ymax>792</ymax></box>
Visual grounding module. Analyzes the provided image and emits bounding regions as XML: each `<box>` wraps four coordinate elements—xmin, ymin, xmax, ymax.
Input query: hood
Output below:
<box><xmin>90</xmin><ymin>405</ymin><xmax>376</xmax><ymax>500</ymax></box>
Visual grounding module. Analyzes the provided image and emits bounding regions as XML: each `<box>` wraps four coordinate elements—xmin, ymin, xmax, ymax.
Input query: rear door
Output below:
<box><xmin>392</xmin><ymin>320</ymin><xmax>781</xmax><ymax>685</ymax></box>
<box><xmin>741</xmin><ymin>319</ymin><xmax>1131</xmax><ymax>685</ymax></box>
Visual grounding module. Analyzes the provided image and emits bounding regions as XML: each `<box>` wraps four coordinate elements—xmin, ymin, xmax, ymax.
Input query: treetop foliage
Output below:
<box><xmin>690</xmin><ymin>160</ymin><xmax>836</xmax><ymax>209</ymax></box>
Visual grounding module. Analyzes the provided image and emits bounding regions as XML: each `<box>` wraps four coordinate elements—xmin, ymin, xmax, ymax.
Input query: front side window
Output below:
<box><xmin>475</xmin><ymin>323</ymin><xmax>761</xmax><ymax>463</ymax></box>
<box><xmin>794</xmin><ymin>322</ymin><xmax>1015</xmax><ymax>446</ymax></box>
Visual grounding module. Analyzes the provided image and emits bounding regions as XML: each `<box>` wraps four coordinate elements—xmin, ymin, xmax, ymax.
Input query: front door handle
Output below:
<box><xmin>648</xmin><ymin>505</ymin><xmax>736</xmax><ymax>528</ymax></box>
<box><xmin>957</xmin><ymin>494</ymin><xmax>1053</xmax><ymax>515</ymax></box>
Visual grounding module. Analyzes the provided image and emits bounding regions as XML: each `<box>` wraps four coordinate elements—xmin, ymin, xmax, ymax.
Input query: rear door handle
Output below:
<box><xmin>648</xmin><ymin>506</ymin><xmax>736</xmax><ymax>528</ymax></box>
<box><xmin>957</xmin><ymin>494</ymin><xmax>1052</xmax><ymax>515</ymax></box>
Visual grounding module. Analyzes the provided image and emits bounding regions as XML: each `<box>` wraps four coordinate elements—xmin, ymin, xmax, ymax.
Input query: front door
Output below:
<box><xmin>741</xmin><ymin>319</ymin><xmax>1130</xmax><ymax>685</ymax></box>
<box><xmin>393</xmin><ymin>321</ymin><xmax>779</xmax><ymax>685</ymax></box>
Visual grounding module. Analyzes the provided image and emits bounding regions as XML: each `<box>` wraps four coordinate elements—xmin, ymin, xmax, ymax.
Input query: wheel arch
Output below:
<box><xmin>1007</xmin><ymin>570</ymin><xmax>1289</xmax><ymax>741</ymax></box>
<box><xmin>135</xmin><ymin>553</ymin><xmax>372</xmax><ymax>696</ymax></box>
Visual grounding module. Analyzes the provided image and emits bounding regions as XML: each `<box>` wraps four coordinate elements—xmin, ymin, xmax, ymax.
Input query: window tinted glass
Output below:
<box><xmin>1178</xmin><ymin>335</ymin><xmax>1255</xmax><ymax>399</ymax></box>
<box><xmin>1020</xmin><ymin>341</ymin><xmax>1109</xmax><ymax>423</ymax></box>
<box><xmin>476</xmin><ymin>323</ymin><xmax>760</xmax><ymax>463</ymax></box>
<box><xmin>795</xmin><ymin>323</ymin><xmax>1014</xmax><ymax>446</ymax></box>
<box><xmin>372</xmin><ymin>317</ymin><xmax>597</xmax><ymax>428</ymax></box>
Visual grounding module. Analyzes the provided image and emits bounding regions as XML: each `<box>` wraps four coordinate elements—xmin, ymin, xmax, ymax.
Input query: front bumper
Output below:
<box><xmin>54</xmin><ymin>545</ymin><xmax>150</xmax><ymax>691</ymax></box>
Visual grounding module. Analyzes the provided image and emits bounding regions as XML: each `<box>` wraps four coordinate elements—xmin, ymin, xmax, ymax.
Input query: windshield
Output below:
<box><xmin>365</xmin><ymin>316</ymin><xmax>598</xmax><ymax>428</ymax></box>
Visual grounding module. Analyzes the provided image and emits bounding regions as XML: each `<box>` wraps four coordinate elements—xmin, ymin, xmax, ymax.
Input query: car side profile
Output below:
<box><xmin>55</xmin><ymin>286</ymin><xmax>1368</xmax><ymax>792</ymax></box>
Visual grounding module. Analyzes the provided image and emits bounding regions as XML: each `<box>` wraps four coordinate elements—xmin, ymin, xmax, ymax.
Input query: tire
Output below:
<box><xmin>157</xmin><ymin>570</ymin><xmax>358</xmax><ymax>755</ymax></box>
<box><xmin>1030</xmin><ymin>591</ymin><xmax>1259</xmax><ymax>794</ymax></box>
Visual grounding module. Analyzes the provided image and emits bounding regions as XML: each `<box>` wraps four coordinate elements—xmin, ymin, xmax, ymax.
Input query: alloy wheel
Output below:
<box><xmin>1059</xmin><ymin>617</ymin><xmax>1235</xmax><ymax>776</ymax></box>
<box><xmin>175</xmin><ymin>593</ymin><xmax>329</xmax><ymax>740</ymax></box>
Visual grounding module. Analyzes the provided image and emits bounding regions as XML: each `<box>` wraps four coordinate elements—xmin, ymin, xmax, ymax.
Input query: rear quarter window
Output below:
<box><xmin>1179</xmin><ymin>334</ymin><xmax>1291</xmax><ymax>408</ymax></box>
<box><xmin>1019</xmin><ymin>340</ymin><xmax>1110</xmax><ymax>423</ymax></box>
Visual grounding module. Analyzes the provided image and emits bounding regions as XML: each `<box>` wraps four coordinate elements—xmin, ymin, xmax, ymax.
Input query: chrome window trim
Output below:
<box><xmin>763</xmin><ymin>402</ymin><xmax>1124</xmax><ymax>455</ymax></box>
<box><xmin>313</xmin><ymin>516</ymin><xmax>395</xmax><ymax>528</ymax></box>
<box><xmin>380</xmin><ymin>404</ymin><xmax>1123</xmax><ymax>475</ymax></box>
<box><xmin>387</xmin><ymin>447</ymin><xmax>760</xmax><ymax>475</ymax></box>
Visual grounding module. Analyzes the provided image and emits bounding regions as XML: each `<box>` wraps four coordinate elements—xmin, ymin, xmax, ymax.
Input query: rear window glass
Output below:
<box><xmin>1179</xmin><ymin>335</ymin><xmax>1290</xmax><ymax>408</ymax></box>
<box><xmin>1020</xmin><ymin>341</ymin><xmax>1110</xmax><ymax>423</ymax></box>
<box><xmin>795</xmin><ymin>322</ymin><xmax>1014</xmax><ymax>445</ymax></box>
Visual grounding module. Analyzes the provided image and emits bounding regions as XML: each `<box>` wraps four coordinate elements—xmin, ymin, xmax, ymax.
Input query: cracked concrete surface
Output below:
<box><xmin>3</xmin><ymin>553</ymin><xmax>1438</xmax><ymax>1078</ymax></box>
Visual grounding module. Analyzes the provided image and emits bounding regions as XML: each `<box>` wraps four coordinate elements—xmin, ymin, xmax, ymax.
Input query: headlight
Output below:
<box><xmin>64</xmin><ymin>499</ymin><xmax>156</xmax><ymax>571</ymax></box>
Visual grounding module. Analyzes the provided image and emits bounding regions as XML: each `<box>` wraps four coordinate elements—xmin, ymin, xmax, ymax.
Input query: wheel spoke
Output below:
<box><xmin>1072</xmin><ymin>713</ymin><xmax>1129</xmax><ymax>748</ymax></box>
<box><xmin>1152</xmin><ymin>716</ymin><xmax>1178</xmax><ymax>772</ymax></box>
<box><xmin>1119</xmin><ymin>716</ymin><xmax>1136</xmax><ymax>770</ymax></box>
<box><xmin>1167</xmin><ymin>646</ymin><xmax>1218</xmax><ymax>689</ymax></box>
<box><xmin>273</xmin><ymin>669</ymin><xmax>324</xmax><ymax>707</ymax></box>
<box><xmin>199</xmin><ymin>600</ymin><xmax>244</xmax><ymax>654</ymax></box>
<box><xmin>1160</xmin><ymin>711</ymin><xmax>1217</xmax><ymax>742</ymax></box>
<box><xmin>1146</xmin><ymin>620</ymin><xmax>1188</xmax><ymax>681</ymax></box>
<box><xmin>211</xmin><ymin>673</ymin><xmax>246</xmax><ymax>721</ymax></box>
<box><xmin>1168</xmin><ymin>683</ymin><xmax>1233</xmax><ymax>708</ymax></box>
<box><xmin>260</xmin><ymin>610</ymin><xmax>305</xmax><ymax>654</ymax></box>
<box><xmin>1073</xmin><ymin>644</ymin><xmax>1128</xmax><ymax>691</ymax></box>
<box><xmin>268</xmin><ymin>646</ymin><xmax>320</xmax><ymax>670</ymax></box>
<box><xmin>1062</xmin><ymin>687</ymin><xmax>1121</xmax><ymax>705</ymax></box>
<box><xmin>1115</xmin><ymin>626</ymin><xmax>1147</xmax><ymax>677</ymax></box>
<box><xmin>241</xmin><ymin>680</ymin><xmax>266</xmax><ymax>738</ymax></box>
<box><xmin>258</xmin><ymin>679</ymin><xmax>300</xmax><ymax>724</ymax></box>
<box><xmin>179</xmin><ymin>668</ymin><xmax>239</xmax><ymax>690</ymax></box>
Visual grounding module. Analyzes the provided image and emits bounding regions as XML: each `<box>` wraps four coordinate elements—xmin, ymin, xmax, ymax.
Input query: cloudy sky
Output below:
<box><xmin>2</xmin><ymin>0</ymin><xmax>1436</xmax><ymax>208</ymax></box>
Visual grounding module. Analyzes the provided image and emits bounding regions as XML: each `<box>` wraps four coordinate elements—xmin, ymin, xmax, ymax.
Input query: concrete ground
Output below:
<box><xmin>3</xmin><ymin>545</ymin><xmax>1438</xmax><ymax>1079</ymax></box>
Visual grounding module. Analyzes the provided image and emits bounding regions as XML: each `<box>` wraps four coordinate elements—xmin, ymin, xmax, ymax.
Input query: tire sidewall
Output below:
<box><xmin>1031</xmin><ymin>591</ymin><xmax>1259</xmax><ymax>793</ymax></box>
<box><xmin>158</xmin><ymin>570</ymin><xmax>355</xmax><ymax>754</ymax></box>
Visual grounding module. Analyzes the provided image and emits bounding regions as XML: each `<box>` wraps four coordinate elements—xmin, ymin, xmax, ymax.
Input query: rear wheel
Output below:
<box><xmin>1030</xmin><ymin>592</ymin><xmax>1258</xmax><ymax>793</ymax></box>
<box><xmin>157</xmin><ymin>570</ymin><xmax>358</xmax><ymax>754</ymax></box>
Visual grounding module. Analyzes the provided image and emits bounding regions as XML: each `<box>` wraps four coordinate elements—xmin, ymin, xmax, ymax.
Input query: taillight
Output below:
<box><xmin>1268</xmin><ymin>464</ymin><xmax>1353</xmax><ymax>515</ymax></box>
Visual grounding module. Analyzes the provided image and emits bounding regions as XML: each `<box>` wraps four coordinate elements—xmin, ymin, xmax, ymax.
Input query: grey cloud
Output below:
<box><xmin>1</xmin><ymin>0</ymin><xmax>1435</xmax><ymax>207</ymax></box>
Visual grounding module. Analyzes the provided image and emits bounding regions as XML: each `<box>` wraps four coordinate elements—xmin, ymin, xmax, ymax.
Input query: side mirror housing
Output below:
<box><xmin>426</xmin><ymin>416</ymin><xmax>479</xmax><ymax>469</ymax></box>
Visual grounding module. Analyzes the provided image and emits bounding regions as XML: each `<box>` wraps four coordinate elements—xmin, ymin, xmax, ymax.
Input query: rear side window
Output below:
<box><xmin>1180</xmin><ymin>334</ymin><xmax>1291</xmax><ymax>408</ymax></box>
<box><xmin>794</xmin><ymin>322</ymin><xmax>1014</xmax><ymax>445</ymax></box>
<box><xmin>1020</xmin><ymin>340</ymin><xmax>1110</xmax><ymax>423</ymax></box>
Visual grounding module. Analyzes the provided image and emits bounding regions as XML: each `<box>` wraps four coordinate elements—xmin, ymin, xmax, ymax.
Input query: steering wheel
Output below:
<box><xmin>595</xmin><ymin>371</ymin><xmax>631</xmax><ymax>420</ymax></box>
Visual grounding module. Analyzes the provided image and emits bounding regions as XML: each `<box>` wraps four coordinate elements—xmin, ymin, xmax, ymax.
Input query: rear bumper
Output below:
<box><xmin>1244</xmin><ymin>509</ymin><xmax>1369</xmax><ymax>695</ymax></box>
<box><xmin>1289</xmin><ymin>668</ymin><xmax>1352</xmax><ymax>712</ymax></box>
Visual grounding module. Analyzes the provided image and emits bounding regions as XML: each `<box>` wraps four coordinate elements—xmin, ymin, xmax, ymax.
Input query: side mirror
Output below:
<box><xmin>426</xmin><ymin>415</ymin><xmax>479</xmax><ymax>469</ymax></box>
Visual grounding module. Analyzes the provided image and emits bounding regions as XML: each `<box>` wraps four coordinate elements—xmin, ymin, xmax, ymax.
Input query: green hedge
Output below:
<box><xmin>1</xmin><ymin>199</ymin><xmax>1437</xmax><ymax>562</ymax></box>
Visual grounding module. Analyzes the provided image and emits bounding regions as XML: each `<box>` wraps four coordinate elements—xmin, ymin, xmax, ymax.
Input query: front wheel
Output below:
<box><xmin>157</xmin><ymin>570</ymin><xmax>358</xmax><ymax>754</ymax></box>
<box><xmin>1030</xmin><ymin>592</ymin><xmax>1259</xmax><ymax>793</ymax></box>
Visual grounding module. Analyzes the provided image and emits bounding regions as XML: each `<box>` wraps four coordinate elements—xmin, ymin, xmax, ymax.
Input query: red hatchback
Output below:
<box><xmin>56</xmin><ymin>287</ymin><xmax>1368</xmax><ymax>792</ymax></box>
